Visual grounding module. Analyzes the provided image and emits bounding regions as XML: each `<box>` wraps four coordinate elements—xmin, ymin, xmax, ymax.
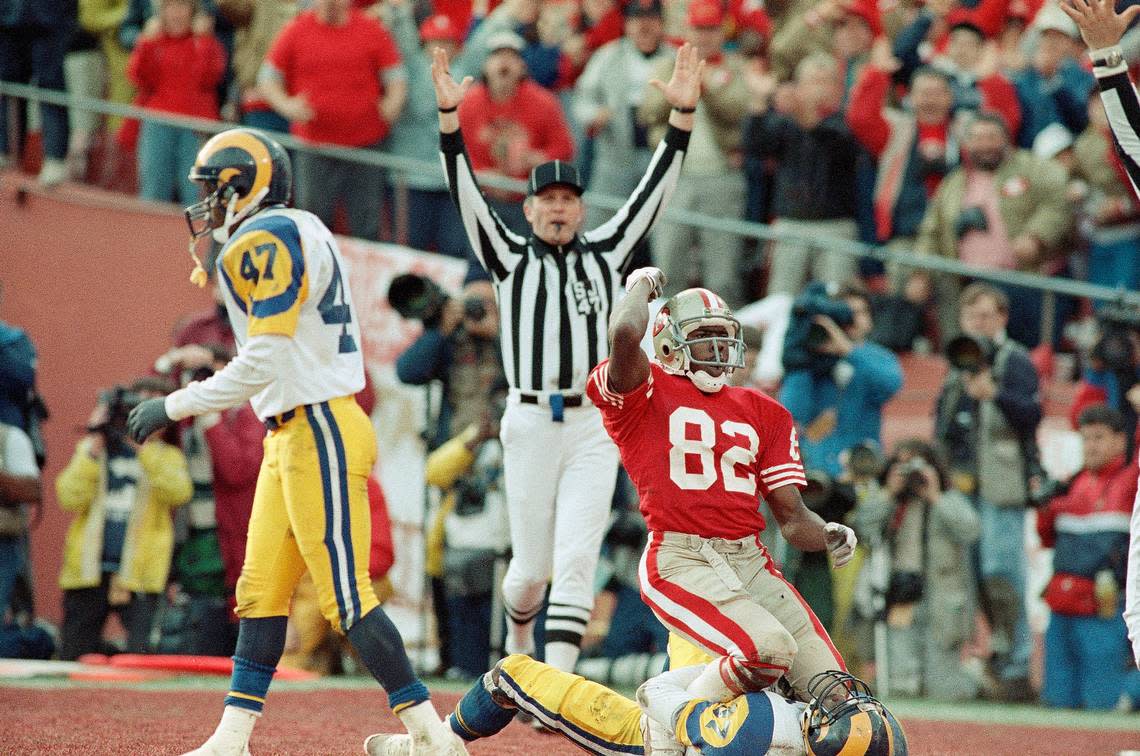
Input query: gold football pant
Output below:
<box><xmin>236</xmin><ymin>396</ymin><xmax>378</xmax><ymax>632</ymax></box>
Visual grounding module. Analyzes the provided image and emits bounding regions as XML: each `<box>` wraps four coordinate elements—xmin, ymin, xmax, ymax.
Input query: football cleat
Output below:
<box><xmin>362</xmin><ymin>732</ymin><xmax>469</xmax><ymax>755</ymax></box>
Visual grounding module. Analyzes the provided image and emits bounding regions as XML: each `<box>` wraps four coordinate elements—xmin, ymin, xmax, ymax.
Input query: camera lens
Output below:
<box><xmin>464</xmin><ymin>298</ymin><xmax>487</xmax><ymax>321</ymax></box>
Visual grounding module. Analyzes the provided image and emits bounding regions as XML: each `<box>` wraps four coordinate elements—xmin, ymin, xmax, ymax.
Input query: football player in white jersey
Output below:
<box><xmin>127</xmin><ymin>128</ymin><xmax>465</xmax><ymax>756</ymax></box>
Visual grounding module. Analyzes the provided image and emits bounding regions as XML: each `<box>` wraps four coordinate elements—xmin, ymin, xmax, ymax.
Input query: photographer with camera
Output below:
<box><xmin>870</xmin><ymin>439</ymin><xmax>982</xmax><ymax>700</ymax></box>
<box><xmin>1037</xmin><ymin>404</ymin><xmax>1136</xmax><ymax>709</ymax></box>
<box><xmin>54</xmin><ymin>377</ymin><xmax>192</xmax><ymax>660</ymax></box>
<box><xmin>779</xmin><ymin>280</ymin><xmax>903</xmax><ymax>479</ymax></box>
<box><xmin>421</xmin><ymin>390</ymin><xmax>510</xmax><ymax>680</ymax></box>
<box><xmin>934</xmin><ymin>282</ymin><xmax>1042</xmax><ymax>701</ymax></box>
<box><xmin>392</xmin><ymin>274</ymin><xmax>504</xmax><ymax>676</ymax></box>
<box><xmin>153</xmin><ymin>343</ymin><xmax>264</xmax><ymax>655</ymax></box>
<box><xmin>1069</xmin><ymin>304</ymin><xmax>1140</xmax><ymax>454</ymax></box>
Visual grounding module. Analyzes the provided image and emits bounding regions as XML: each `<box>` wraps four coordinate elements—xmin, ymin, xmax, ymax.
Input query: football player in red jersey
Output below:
<box><xmin>585</xmin><ymin>267</ymin><xmax>858</xmax><ymax>706</ymax></box>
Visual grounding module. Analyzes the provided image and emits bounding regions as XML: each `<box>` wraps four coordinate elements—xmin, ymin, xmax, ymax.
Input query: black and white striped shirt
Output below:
<box><xmin>1094</xmin><ymin>54</ymin><xmax>1140</xmax><ymax>197</ymax></box>
<box><xmin>440</xmin><ymin>126</ymin><xmax>690</xmax><ymax>394</ymax></box>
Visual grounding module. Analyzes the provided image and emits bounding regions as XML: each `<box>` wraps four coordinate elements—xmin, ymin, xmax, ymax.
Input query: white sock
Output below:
<box><xmin>544</xmin><ymin>641</ymin><xmax>580</xmax><ymax>673</ymax></box>
<box><xmin>208</xmin><ymin>706</ymin><xmax>258</xmax><ymax>748</ymax></box>
<box><xmin>686</xmin><ymin>658</ymin><xmax>737</xmax><ymax>702</ymax></box>
<box><xmin>505</xmin><ymin>619</ymin><xmax>536</xmax><ymax>657</ymax></box>
<box><xmin>396</xmin><ymin>700</ymin><xmax>451</xmax><ymax>742</ymax></box>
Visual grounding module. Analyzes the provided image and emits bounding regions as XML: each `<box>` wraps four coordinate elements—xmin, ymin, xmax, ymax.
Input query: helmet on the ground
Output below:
<box><xmin>652</xmin><ymin>288</ymin><xmax>745</xmax><ymax>393</ymax></box>
<box><xmin>185</xmin><ymin>127</ymin><xmax>292</xmax><ymax>243</ymax></box>
<box><xmin>802</xmin><ymin>671</ymin><xmax>907</xmax><ymax>756</ymax></box>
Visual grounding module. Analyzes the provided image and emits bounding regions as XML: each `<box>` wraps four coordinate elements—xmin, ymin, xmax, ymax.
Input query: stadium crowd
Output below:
<box><xmin>3</xmin><ymin>0</ymin><xmax>1140</xmax><ymax>721</ymax></box>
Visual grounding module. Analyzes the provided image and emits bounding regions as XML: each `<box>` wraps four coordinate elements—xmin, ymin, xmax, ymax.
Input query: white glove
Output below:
<box><xmin>824</xmin><ymin>522</ymin><xmax>857</xmax><ymax>568</ymax></box>
<box><xmin>625</xmin><ymin>267</ymin><xmax>667</xmax><ymax>299</ymax></box>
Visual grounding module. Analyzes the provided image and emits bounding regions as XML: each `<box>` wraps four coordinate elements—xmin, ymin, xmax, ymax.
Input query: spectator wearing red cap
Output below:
<box><xmin>892</xmin><ymin>3</ymin><xmax>1022</xmax><ymax>137</ymax></box>
<box><xmin>458</xmin><ymin>30</ymin><xmax>576</xmax><ymax>230</ymax></box>
<box><xmin>573</xmin><ymin>0</ymin><xmax>675</xmax><ymax>229</ymax></box>
<box><xmin>259</xmin><ymin>0</ymin><xmax>407</xmax><ymax>240</ymax></box>
<box><xmin>640</xmin><ymin>0</ymin><xmax>751</xmax><ymax>305</ymax></box>
<box><xmin>382</xmin><ymin>0</ymin><xmax>481</xmax><ymax>258</ymax></box>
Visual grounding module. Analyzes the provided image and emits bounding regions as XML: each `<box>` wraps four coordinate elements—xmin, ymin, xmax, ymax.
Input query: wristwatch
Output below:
<box><xmin>1090</xmin><ymin>46</ymin><xmax>1125</xmax><ymax>68</ymax></box>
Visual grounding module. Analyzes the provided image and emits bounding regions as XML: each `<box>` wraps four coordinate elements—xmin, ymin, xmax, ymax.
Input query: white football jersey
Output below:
<box><xmin>215</xmin><ymin>207</ymin><xmax>365</xmax><ymax>419</ymax></box>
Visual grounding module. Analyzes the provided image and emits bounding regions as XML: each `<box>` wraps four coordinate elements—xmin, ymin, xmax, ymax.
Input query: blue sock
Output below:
<box><xmin>224</xmin><ymin>616</ymin><xmax>287</xmax><ymax>713</ymax></box>
<box><xmin>449</xmin><ymin>676</ymin><xmax>516</xmax><ymax>742</ymax></box>
<box><xmin>388</xmin><ymin>679</ymin><xmax>432</xmax><ymax>716</ymax></box>
<box><xmin>345</xmin><ymin>606</ymin><xmax>418</xmax><ymax>694</ymax></box>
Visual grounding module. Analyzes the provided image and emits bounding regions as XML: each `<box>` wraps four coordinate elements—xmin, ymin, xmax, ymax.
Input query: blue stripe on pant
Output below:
<box><xmin>305</xmin><ymin>403</ymin><xmax>357</xmax><ymax>631</ymax></box>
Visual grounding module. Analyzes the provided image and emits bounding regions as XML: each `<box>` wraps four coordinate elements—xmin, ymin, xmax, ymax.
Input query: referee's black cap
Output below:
<box><xmin>528</xmin><ymin>160</ymin><xmax>583</xmax><ymax>197</ymax></box>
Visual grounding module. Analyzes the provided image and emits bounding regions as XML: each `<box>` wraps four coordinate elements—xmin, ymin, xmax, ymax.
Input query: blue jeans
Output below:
<box><xmin>599</xmin><ymin>585</ymin><xmax>667</xmax><ymax>658</ymax></box>
<box><xmin>0</xmin><ymin>533</ymin><xmax>29</xmax><ymax>618</ymax></box>
<box><xmin>137</xmin><ymin>121</ymin><xmax>201</xmax><ymax>205</ymax></box>
<box><xmin>445</xmin><ymin>593</ymin><xmax>493</xmax><ymax>679</ymax></box>
<box><xmin>976</xmin><ymin>500</ymin><xmax>1030</xmax><ymax>681</ymax></box>
<box><xmin>0</xmin><ymin>23</ymin><xmax>71</xmax><ymax>160</ymax></box>
<box><xmin>1043</xmin><ymin>611</ymin><xmax>1128</xmax><ymax>709</ymax></box>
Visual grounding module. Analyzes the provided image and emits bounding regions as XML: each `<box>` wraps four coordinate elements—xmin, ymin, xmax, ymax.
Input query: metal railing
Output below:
<box><xmin>5</xmin><ymin>80</ymin><xmax>1139</xmax><ymax>313</ymax></box>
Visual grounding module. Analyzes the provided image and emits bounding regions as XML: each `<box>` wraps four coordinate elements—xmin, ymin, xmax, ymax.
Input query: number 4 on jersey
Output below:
<box><xmin>318</xmin><ymin>250</ymin><xmax>357</xmax><ymax>354</ymax></box>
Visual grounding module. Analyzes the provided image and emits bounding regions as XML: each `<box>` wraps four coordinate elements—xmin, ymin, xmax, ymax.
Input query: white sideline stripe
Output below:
<box><xmin>638</xmin><ymin>541</ymin><xmax>743</xmax><ymax>658</ymax></box>
<box><xmin>311</xmin><ymin>407</ymin><xmax>356</xmax><ymax>628</ymax></box>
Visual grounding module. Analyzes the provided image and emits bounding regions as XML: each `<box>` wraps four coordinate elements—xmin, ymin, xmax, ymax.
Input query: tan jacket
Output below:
<box><xmin>640</xmin><ymin>51</ymin><xmax>750</xmax><ymax>175</ymax></box>
<box><xmin>915</xmin><ymin>149</ymin><xmax>1072</xmax><ymax>269</ymax></box>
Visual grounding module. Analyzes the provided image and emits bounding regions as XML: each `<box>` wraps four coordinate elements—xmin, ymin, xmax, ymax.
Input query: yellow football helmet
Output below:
<box><xmin>185</xmin><ymin>127</ymin><xmax>292</xmax><ymax>244</ymax></box>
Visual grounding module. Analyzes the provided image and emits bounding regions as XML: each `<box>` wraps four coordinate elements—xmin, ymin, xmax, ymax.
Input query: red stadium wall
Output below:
<box><xmin>1</xmin><ymin>178</ymin><xmax>214</xmax><ymax>624</ymax></box>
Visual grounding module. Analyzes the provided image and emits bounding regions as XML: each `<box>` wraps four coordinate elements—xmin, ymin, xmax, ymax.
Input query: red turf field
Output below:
<box><xmin>2</xmin><ymin>687</ymin><xmax>1138</xmax><ymax>755</ymax></box>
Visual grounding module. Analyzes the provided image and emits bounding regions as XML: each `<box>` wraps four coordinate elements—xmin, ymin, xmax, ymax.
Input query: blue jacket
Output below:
<box><xmin>1013</xmin><ymin>60</ymin><xmax>1094</xmax><ymax>149</ymax></box>
<box><xmin>0</xmin><ymin>323</ymin><xmax>35</xmax><ymax>430</ymax></box>
<box><xmin>779</xmin><ymin>342</ymin><xmax>903</xmax><ymax>477</ymax></box>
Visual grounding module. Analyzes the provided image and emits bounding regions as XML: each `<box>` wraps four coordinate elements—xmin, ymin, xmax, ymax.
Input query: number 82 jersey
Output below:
<box><xmin>216</xmin><ymin>207</ymin><xmax>364</xmax><ymax>420</ymax></box>
<box><xmin>586</xmin><ymin>360</ymin><xmax>806</xmax><ymax>539</ymax></box>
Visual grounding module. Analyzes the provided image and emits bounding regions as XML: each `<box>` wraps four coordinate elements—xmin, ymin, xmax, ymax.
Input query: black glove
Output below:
<box><xmin>126</xmin><ymin>397</ymin><xmax>173</xmax><ymax>443</ymax></box>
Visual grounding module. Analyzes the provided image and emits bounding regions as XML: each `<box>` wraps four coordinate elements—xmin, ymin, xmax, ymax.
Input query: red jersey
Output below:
<box><xmin>267</xmin><ymin>9</ymin><xmax>402</xmax><ymax>146</ymax></box>
<box><xmin>586</xmin><ymin>360</ymin><xmax>806</xmax><ymax>539</ymax></box>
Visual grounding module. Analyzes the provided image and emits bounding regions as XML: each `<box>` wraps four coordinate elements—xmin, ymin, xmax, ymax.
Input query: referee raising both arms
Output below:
<box><xmin>430</xmin><ymin>42</ymin><xmax>702</xmax><ymax>676</ymax></box>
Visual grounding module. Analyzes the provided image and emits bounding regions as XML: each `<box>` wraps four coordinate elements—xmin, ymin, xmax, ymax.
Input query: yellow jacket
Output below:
<box><xmin>423</xmin><ymin>426</ymin><xmax>478</xmax><ymax>578</ymax></box>
<box><xmin>56</xmin><ymin>437</ymin><xmax>192</xmax><ymax>593</ymax></box>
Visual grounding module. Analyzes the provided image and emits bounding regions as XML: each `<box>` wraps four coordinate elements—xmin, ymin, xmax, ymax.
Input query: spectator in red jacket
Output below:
<box><xmin>1037</xmin><ymin>404</ymin><xmax>1137</xmax><ymax>709</ymax></box>
<box><xmin>457</xmin><ymin>30</ymin><xmax>575</xmax><ymax>230</ymax></box>
<box><xmin>847</xmin><ymin>41</ymin><xmax>957</xmax><ymax>246</ymax></box>
<box><xmin>126</xmin><ymin>0</ymin><xmax>226</xmax><ymax>205</ymax></box>
<box><xmin>259</xmin><ymin>0</ymin><xmax>407</xmax><ymax>240</ymax></box>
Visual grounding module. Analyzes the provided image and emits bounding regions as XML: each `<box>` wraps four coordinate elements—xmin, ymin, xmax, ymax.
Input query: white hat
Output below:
<box><xmin>1031</xmin><ymin>3</ymin><xmax>1080</xmax><ymax>39</ymax></box>
<box><xmin>1033</xmin><ymin>122</ymin><xmax>1074</xmax><ymax>159</ymax></box>
<box><xmin>486</xmin><ymin>31</ymin><xmax>526</xmax><ymax>54</ymax></box>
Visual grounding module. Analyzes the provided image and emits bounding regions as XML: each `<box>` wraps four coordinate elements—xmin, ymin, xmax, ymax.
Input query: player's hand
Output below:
<box><xmin>824</xmin><ymin>522</ymin><xmax>857</xmax><ymax>568</ymax></box>
<box><xmin>625</xmin><ymin>267</ymin><xmax>667</xmax><ymax>299</ymax></box>
<box><xmin>431</xmin><ymin>46</ymin><xmax>474</xmax><ymax>110</ymax></box>
<box><xmin>1061</xmin><ymin>0</ymin><xmax>1140</xmax><ymax>51</ymax></box>
<box><xmin>127</xmin><ymin>398</ymin><xmax>173</xmax><ymax>444</ymax></box>
<box><xmin>651</xmin><ymin>42</ymin><xmax>704</xmax><ymax>110</ymax></box>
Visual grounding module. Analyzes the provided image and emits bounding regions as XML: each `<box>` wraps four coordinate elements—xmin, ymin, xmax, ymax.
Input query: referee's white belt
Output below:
<box><xmin>509</xmin><ymin>389</ymin><xmax>587</xmax><ymax>408</ymax></box>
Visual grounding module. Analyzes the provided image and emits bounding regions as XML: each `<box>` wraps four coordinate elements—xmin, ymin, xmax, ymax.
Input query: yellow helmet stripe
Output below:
<box><xmin>835</xmin><ymin>711</ymin><xmax>872</xmax><ymax>756</ymax></box>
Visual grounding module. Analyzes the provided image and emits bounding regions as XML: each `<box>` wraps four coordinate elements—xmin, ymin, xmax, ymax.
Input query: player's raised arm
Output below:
<box><xmin>606</xmin><ymin>267</ymin><xmax>664</xmax><ymax>393</ymax></box>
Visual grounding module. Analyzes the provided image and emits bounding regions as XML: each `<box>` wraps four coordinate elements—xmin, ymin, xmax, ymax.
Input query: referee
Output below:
<box><xmin>430</xmin><ymin>43</ymin><xmax>703</xmax><ymax>675</ymax></box>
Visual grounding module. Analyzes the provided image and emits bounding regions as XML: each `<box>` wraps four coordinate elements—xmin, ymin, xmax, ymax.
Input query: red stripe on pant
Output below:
<box><xmin>641</xmin><ymin>531</ymin><xmax>762</xmax><ymax>661</ymax></box>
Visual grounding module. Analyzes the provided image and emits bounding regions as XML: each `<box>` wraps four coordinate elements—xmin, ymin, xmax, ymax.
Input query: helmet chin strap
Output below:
<box><xmin>687</xmin><ymin>368</ymin><xmax>727</xmax><ymax>393</ymax></box>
